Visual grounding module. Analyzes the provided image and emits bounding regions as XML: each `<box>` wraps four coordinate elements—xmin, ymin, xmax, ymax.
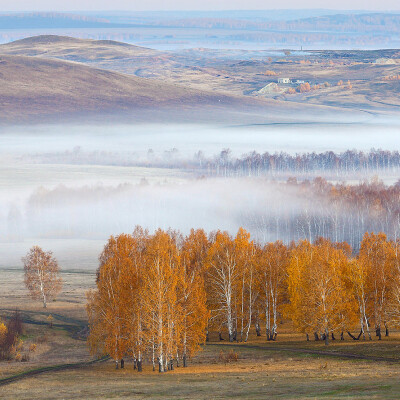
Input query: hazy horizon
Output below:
<box><xmin>0</xmin><ymin>2</ymin><xmax>400</xmax><ymax>12</ymax></box>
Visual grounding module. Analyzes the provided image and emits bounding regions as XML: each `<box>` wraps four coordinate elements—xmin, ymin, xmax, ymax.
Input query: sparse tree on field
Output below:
<box><xmin>23</xmin><ymin>246</ymin><xmax>62</xmax><ymax>308</ymax></box>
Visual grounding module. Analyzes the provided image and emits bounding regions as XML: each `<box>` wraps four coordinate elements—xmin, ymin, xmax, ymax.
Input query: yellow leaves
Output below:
<box><xmin>0</xmin><ymin>322</ymin><xmax>7</xmax><ymax>344</ymax></box>
<box><xmin>287</xmin><ymin>239</ymin><xmax>350</xmax><ymax>333</ymax></box>
<box><xmin>87</xmin><ymin>228</ymin><xmax>209</xmax><ymax>364</ymax></box>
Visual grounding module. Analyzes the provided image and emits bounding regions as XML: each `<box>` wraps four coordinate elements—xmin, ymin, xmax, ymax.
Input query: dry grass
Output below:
<box><xmin>2</xmin><ymin>268</ymin><xmax>400</xmax><ymax>398</ymax></box>
<box><xmin>2</xmin><ymin>348</ymin><xmax>400</xmax><ymax>399</ymax></box>
<box><xmin>0</xmin><ymin>35</ymin><xmax>381</xmax><ymax>124</ymax></box>
<box><xmin>0</xmin><ymin>53</ymin><xmax>263</xmax><ymax>123</ymax></box>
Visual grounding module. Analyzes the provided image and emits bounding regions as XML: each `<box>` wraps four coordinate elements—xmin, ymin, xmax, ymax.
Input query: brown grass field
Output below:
<box><xmin>1</xmin><ymin>35</ymin><xmax>396</xmax><ymax>124</ymax></box>
<box><xmin>1</xmin><ymin>268</ymin><xmax>400</xmax><ymax>399</ymax></box>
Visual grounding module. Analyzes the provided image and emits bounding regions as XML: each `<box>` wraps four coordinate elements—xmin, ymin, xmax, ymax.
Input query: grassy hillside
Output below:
<box><xmin>0</xmin><ymin>35</ymin><xmax>378</xmax><ymax>123</ymax></box>
<box><xmin>0</xmin><ymin>53</ymin><xmax>263</xmax><ymax>123</ymax></box>
<box><xmin>0</xmin><ymin>35</ymin><xmax>158</xmax><ymax>61</ymax></box>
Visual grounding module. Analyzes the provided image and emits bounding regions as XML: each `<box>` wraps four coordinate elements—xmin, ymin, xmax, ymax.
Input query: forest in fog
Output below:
<box><xmin>3</xmin><ymin>176</ymin><xmax>400</xmax><ymax>252</ymax></box>
<box><xmin>28</xmin><ymin>148</ymin><xmax>400</xmax><ymax>178</ymax></box>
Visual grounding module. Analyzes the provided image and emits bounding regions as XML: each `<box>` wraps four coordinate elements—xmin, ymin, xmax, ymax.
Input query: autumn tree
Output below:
<box><xmin>343</xmin><ymin>258</ymin><xmax>371</xmax><ymax>339</ymax></box>
<box><xmin>87</xmin><ymin>228</ymin><xmax>210</xmax><ymax>373</ymax></box>
<box><xmin>257</xmin><ymin>241</ymin><xmax>290</xmax><ymax>341</ymax></box>
<box><xmin>141</xmin><ymin>230</ymin><xmax>181</xmax><ymax>372</ymax></box>
<box><xmin>206</xmin><ymin>230</ymin><xmax>243</xmax><ymax>342</ymax></box>
<box><xmin>124</xmin><ymin>227</ymin><xmax>148</xmax><ymax>372</ymax></box>
<box><xmin>235</xmin><ymin>228</ymin><xmax>255</xmax><ymax>342</ymax></box>
<box><xmin>298</xmin><ymin>82</ymin><xmax>311</xmax><ymax>93</ymax></box>
<box><xmin>87</xmin><ymin>235</ymin><xmax>132</xmax><ymax>369</ymax></box>
<box><xmin>179</xmin><ymin>229</ymin><xmax>209</xmax><ymax>365</ymax></box>
<box><xmin>359</xmin><ymin>233</ymin><xmax>396</xmax><ymax>339</ymax></box>
<box><xmin>287</xmin><ymin>239</ymin><xmax>351</xmax><ymax>345</ymax></box>
<box><xmin>23</xmin><ymin>246</ymin><xmax>62</xmax><ymax>308</ymax></box>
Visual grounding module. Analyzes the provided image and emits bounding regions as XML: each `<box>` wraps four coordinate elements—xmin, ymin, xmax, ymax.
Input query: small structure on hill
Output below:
<box><xmin>278</xmin><ymin>77</ymin><xmax>291</xmax><ymax>84</ymax></box>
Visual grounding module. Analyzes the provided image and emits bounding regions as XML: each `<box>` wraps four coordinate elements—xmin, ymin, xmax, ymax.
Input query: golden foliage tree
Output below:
<box><xmin>179</xmin><ymin>229</ymin><xmax>210</xmax><ymax>365</ymax></box>
<box><xmin>359</xmin><ymin>233</ymin><xmax>396</xmax><ymax>339</ymax></box>
<box><xmin>287</xmin><ymin>238</ymin><xmax>351</xmax><ymax>344</ymax></box>
<box><xmin>206</xmin><ymin>230</ymin><xmax>241</xmax><ymax>342</ymax></box>
<box><xmin>257</xmin><ymin>241</ymin><xmax>290</xmax><ymax>341</ymax></box>
<box><xmin>87</xmin><ymin>235</ymin><xmax>131</xmax><ymax>368</ymax></box>
<box><xmin>87</xmin><ymin>228</ymin><xmax>209</xmax><ymax>372</ymax></box>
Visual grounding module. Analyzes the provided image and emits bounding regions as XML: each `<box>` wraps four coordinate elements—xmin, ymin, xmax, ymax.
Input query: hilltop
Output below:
<box><xmin>0</xmin><ymin>35</ymin><xmax>158</xmax><ymax>62</ymax></box>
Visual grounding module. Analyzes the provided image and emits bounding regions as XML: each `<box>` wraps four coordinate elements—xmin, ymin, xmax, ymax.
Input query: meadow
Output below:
<box><xmin>1</xmin><ymin>268</ymin><xmax>400</xmax><ymax>399</ymax></box>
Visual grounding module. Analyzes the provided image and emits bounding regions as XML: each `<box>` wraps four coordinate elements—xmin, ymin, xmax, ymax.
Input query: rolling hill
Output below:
<box><xmin>0</xmin><ymin>35</ymin><xmax>159</xmax><ymax>61</ymax></box>
<box><xmin>0</xmin><ymin>35</ymin><xmax>372</xmax><ymax>124</ymax></box>
<box><xmin>0</xmin><ymin>53</ymin><xmax>268</xmax><ymax>123</ymax></box>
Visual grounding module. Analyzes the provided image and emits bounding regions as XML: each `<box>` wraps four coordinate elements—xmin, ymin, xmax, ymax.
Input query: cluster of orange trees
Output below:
<box><xmin>87</xmin><ymin>228</ymin><xmax>208</xmax><ymax>372</ymax></box>
<box><xmin>382</xmin><ymin>75</ymin><xmax>400</xmax><ymax>81</ymax></box>
<box><xmin>87</xmin><ymin>227</ymin><xmax>400</xmax><ymax>371</ymax></box>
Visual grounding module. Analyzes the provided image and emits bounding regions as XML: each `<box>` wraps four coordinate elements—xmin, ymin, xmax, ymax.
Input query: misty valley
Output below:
<box><xmin>0</xmin><ymin>121</ymin><xmax>400</xmax><ymax>269</ymax></box>
<box><xmin>2</xmin><ymin>8</ymin><xmax>400</xmax><ymax>399</ymax></box>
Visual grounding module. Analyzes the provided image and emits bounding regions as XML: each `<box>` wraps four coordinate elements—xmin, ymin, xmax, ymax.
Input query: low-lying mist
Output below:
<box><xmin>1</xmin><ymin>177</ymin><xmax>399</xmax><ymax>270</ymax></box>
<box><xmin>1</xmin><ymin>120</ymin><xmax>400</xmax><ymax>269</ymax></box>
<box><xmin>2</xmin><ymin>119</ymin><xmax>400</xmax><ymax>157</ymax></box>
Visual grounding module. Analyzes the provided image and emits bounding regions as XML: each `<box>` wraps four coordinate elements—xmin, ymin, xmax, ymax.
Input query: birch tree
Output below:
<box><xmin>87</xmin><ymin>235</ymin><xmax>129</xmax><ymax>368</ymax></box>
<box><xmin>287</xmin><ymin>239</ymin><xmax>350</xmax><ymax>345</ymax></box>
<box><xmin>23</xmin><ymin>246</ymin><xmax>62</xmax><ymax>308</ymax></box>
<box><xmin>179</xmin><ymin>229</ymin><xmax>209</xmax><ymax>366</ymax></box>
<box><xmin>257</xmin><ymin>241</ymin><xmax>289</xmax><ymax>341</ymax></box>
<box><xmin>207</xmin><ymin>231</ymin><xmax>240</xmax><ymax>342</ymax></box>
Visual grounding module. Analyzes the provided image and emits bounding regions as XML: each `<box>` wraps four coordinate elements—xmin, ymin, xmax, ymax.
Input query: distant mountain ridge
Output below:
<box><xmin>0</xmin><ymin>11</ymin><xmax>399</xmax><ymax>48</ymax></box>
<box><xmin>142</xmin><ymin>13</ymin><xmax>400</xmax><ymax>34</ymax></box>
<box><xmin>1</xmin><ymin>11</ymin><xmax>399</xmax><ymax>33</ymax></box>
<box><xmin>0</xmin><ymin>12</ymin><xmax>135</xmax><ymax>29</ymax></box>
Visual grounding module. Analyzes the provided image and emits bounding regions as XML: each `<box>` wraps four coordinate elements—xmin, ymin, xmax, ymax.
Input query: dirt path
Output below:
<box><xmin>0</xmin><ymin>308</ymin><xmax>100</xmax><ymax>387</ymax></box>
<box><xmin>0</xmin><ymin>357</ymin><xmax>109</xmax><ymax>387</ymax></box>
<box><xmin>211</xmin><ymin>342</ymin><xmax>400</xmax><ymax>363</ymax></box>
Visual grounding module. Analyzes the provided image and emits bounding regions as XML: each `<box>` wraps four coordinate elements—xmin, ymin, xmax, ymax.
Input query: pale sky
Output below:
<box><xmin>0</xmin><ymin>0</ymin><xmax>400</xmax><ymax>12</ymax></box>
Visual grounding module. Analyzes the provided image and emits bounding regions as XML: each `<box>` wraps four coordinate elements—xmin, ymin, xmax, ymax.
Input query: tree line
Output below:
<box><xmin>87</xmin><ymin>226</ymin><xmax>400</xmax><ymax>371</ymax></box>
<box><xmin>245</xmin><ymin>177</ymin><xmax>400</xmax><ymax>251</ymax></box>
<box><xmin>25</xmin><ymin>148</ymin><xmax>400</xmax><ymax>178</ymax></box>
<box><xmin>198</xmin><ymin>149</ymin><xmax>400</xmax><ymax>178</ymax></box>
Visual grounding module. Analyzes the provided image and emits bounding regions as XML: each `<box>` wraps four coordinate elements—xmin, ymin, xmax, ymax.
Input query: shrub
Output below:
<box><xmin>218</xmin><ymin>349</ymin><xmax>239</xmax><ymax>363</ymax></box>
<box><xmin>298</xmin><ymin>83</ymin><xmax>311</xmax><ymax>93</ymax></box>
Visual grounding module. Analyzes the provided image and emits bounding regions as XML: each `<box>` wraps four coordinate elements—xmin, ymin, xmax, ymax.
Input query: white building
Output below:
<box><xmin>277</xmin><ymin>78</ymin><xmax>291</xmax><ymax>84</ymax></box>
